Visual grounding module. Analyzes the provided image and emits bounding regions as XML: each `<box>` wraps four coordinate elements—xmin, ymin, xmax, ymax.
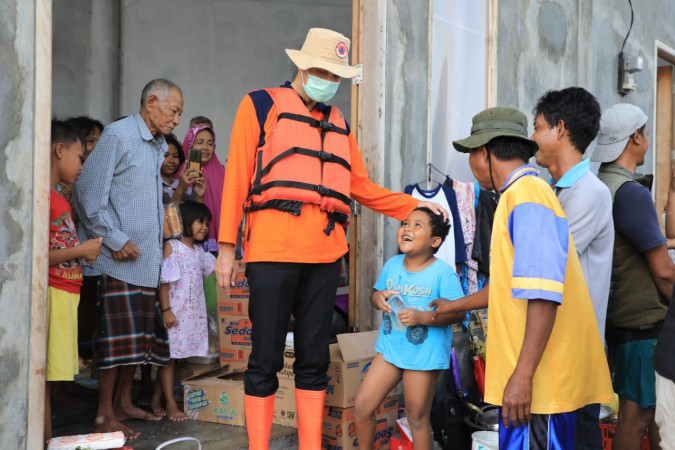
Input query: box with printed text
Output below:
<box><xmin>279</xmin><ymin>331</ymin><xmax>387</xmax><ymax>408</ymax></box>
<box><xmin>217</xmin><ymin>264</ymin><xmax>249</xmax><ymax>316</ymax></box>
<box><xmin>321</xmin><ymin>395</ymin><xmax>399</xmax><ymax>450</ymax></box>
<box><xmin>182</xmin><ymin>368</ymin><xmax>246</xmax><ymax>427</ymax></box>
<box><xmin>273</xmin><ymin>376</ymin><xmax>297</xmax><ymax>428</ymax></box>
<box><xmin>218</xmin><ymin>316</ymin><xmax>252</xmax><ymax>371</ymax></box>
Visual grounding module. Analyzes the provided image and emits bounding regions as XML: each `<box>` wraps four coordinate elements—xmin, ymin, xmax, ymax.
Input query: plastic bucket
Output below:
<box><xmin>471</xmin><ymin>431</ymin><xmax>498</xmax><ymax>450</ymax></box>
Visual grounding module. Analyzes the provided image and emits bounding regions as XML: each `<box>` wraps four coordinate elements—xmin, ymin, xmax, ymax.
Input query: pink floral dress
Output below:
<box><xmin>161</xmin><ymin>239</ymin><xmax>216</xmax><ymax>359</ymax></box>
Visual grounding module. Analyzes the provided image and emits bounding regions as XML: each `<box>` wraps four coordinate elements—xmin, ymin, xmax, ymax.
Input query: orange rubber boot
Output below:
<box><xmin>244</xmin><ymin>394</ymin><xmax>275</xmax><ymax>450</ymax></box>
<box><xmin>296</xmin><ymin>388</ymin><xmax>326</xmax><ymax>450</ymax></box>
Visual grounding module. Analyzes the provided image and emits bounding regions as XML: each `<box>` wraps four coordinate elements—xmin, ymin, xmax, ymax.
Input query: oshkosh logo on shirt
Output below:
<box><xmin>386</xmin><ymin>280</ymin><xmax>432</xmax><ymax>297</ymax></box>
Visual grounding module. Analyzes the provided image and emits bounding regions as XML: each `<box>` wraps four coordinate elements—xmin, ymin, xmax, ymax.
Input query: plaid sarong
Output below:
<box><xmin>94</xmin><ymin>275</ymin><xmax>169</xmax><ymax>369</ymax></box>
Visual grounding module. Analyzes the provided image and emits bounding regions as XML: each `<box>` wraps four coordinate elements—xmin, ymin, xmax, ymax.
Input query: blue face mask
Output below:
<box><xmin>302</xmin><ymin>72</ymin><xmax>340</xmax><ymax>103</ymax></box>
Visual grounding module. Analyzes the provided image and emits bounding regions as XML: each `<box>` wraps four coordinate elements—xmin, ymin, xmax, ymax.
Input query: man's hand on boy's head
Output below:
<box><xmin>416</xmin><ymin>200</ymin><xmax>448</xmax><ymax>222</ymax></box>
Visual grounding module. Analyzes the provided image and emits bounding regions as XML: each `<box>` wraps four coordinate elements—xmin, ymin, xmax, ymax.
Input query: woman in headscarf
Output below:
<box><xmin>182</xmin><ymin>125</ymin><xmax>224</xmax><ymax>254</ymax></box>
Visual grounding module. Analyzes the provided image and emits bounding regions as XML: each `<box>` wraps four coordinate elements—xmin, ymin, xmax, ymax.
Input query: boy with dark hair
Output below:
<box><xmin>46</xmin><ymin>120</ymin><xmax>102</xmax><ymax>441</ymax></box>
<box><xmin>531</xmin><ymin>87</ymin><xmax>614</xmax><ymax>449</ymax></box>
<box><xmin>415</xmin><ymin>206</ymin><xmax>451</xmax><ymax>254</ymax></box>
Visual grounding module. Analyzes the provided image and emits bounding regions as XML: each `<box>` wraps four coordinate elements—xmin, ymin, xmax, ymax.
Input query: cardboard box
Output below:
<box><xmin>218</xmin><ymin>316</ymin><xmax>252</xmax><ymax>370</ymax></box>
<box><xmin>279</xmin><ymin>331</ymin><xmax>380</xmax><ymax>408</ymax></box>
<box><xmin>182</xmin><ymin>368</ymin><xmax>246</xmax><ymax>426</ymax></box>
<box><xmin>273</xmin><ymin>376</ymin><xmax>297</xmax><ymax>428</ymax></box>
<box><xmin>217</xmin><ymin>265</ymin><xmax>249</xmax><ymax>316</ymax></box>
<box><xmin>321</xmin><ymin>396</ymin><xmax>399</xmax><ymax>450</ymax></box>
<box><xmin>174</xmin><ymin>360</ymin><xmax>221</xmax><ymax>382</ymax></box>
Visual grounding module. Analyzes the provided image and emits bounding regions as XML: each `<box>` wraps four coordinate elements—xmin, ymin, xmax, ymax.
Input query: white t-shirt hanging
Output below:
<box><xmin>409</xmin><ymin>184</ymin><xmax>456</xmax><ymax>271</ymax></box>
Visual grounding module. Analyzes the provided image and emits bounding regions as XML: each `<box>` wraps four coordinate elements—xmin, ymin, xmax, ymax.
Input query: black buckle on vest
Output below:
<box><xmin>318</xmin><ymin>150</ymin><xmax>333</xmax><ymax>161</ymax></box>
<box><xmin>317</xmin><ymin>185</ymin><xmax>330</xmax><ymax>196</ymax></box>
<box><xmin>318</xmin><ymin>120</ymin><xmax>335</xmax><ymax>131</ymax></box>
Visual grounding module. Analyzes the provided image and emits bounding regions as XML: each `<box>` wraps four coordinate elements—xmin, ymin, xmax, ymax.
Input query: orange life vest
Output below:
<box><xmin>245</xmin><ymin>87</ymin><xmax>352</xmax><ymax>233</ymax></box>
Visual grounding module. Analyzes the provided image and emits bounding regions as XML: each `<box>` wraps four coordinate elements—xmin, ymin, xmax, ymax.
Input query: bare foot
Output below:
<box><xmin>114</xmin><ymin>404</ymin><xmax>163</xmax><ymax>422</ymax></box>
<box><xmin>150</xmin><ymin>388</ymin><xmax>166</xmax><ymax>417</ymax></box>
<box><xmin>94</xmin><ymin>416</ymin><xmax>141</xmax><ymax>440</ymax></box>
<box><xmin>150</xmin><ymin>400</ymin><xmax>167</xmax><ymax>418</ymax></box>
<box><xmin>166</xmin><ymin>405</ymin><xmax>188</xmax><ymax>422</ymax></box>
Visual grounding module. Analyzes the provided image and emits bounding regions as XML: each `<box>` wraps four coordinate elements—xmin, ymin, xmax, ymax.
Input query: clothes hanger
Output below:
<box><xmin>411</xmin><ymin>163</ymin><xmax>448</xmax><ymax>189</ymax></box>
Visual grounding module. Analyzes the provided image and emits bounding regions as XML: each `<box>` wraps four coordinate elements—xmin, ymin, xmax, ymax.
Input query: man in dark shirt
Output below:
<box><xmin>654</xmin><ymin>290</ymin><xmax>675</xmax><ymax>446</ymax></box>
<box><xmin>592</xmin><ymin>103</ymin><xmax>675</xmax><ymax>449</ymax></box>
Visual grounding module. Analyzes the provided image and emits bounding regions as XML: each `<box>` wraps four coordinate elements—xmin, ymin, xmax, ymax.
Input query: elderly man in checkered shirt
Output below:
<box><xmin>74</xmin><ymin>78</ymin><xmax>184</xmax><ymax>439</ymax></box>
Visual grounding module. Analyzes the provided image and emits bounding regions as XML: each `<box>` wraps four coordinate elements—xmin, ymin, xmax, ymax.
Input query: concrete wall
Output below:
<box><xmin>118</xmin><ymin>0</ymin><xmax>352</xmax><ymax>159</ymax></box>
<box><xmin>0</xmin><ymin>0</ymin><xmax>51</xmax><ymax>448</ymax></box>
<box><xmin>53</xmin><ymin>0</ymin><xmax>352</xmax><ymax>157</ymax></box>
<box><xmin>496</xmin><ymin>0</ymin><xmax>675</xmax><ymax>175</ymax></box>
<box><xmin>52</xmin><ymin>0</ymin><xmax>120</xmax><ymax>124</ymax></box>
<box><xmin>382</xmin><ymin>0</ymin><xmax>431</xmax><ymax>259</ymax></box>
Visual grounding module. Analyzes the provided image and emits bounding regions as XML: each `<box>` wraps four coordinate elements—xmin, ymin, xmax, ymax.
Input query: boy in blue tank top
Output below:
<box><xmin>354</xmin><ymin>207</ymin><xmax>464</xmax><ymax>450</ymax></box>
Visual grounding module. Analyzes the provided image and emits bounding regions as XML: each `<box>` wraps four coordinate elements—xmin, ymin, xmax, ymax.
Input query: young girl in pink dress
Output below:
<box><xmin>152</xmin><ymin>201</ymin><xmax>216</xmax><ymax>421</ymax></box>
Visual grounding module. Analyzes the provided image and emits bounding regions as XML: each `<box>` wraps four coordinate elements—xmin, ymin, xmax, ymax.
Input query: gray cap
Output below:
<box><xmin>590</xmin><ymin>103</ymin><xmax>648</xmax><ymax>163</ymax></box>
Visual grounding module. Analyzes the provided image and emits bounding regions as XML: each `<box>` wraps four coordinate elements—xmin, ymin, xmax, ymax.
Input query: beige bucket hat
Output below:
<box><xmin>285</xmin><ymin>28</ymin><xmax>362</xmax><ymax>79</ymax></box>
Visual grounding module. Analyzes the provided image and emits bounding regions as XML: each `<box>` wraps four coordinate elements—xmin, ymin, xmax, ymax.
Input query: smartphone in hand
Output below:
<box><xmin>188</xmin><ymin>149</ymin><xmax>202</xmax><ymax>172</ymax></box>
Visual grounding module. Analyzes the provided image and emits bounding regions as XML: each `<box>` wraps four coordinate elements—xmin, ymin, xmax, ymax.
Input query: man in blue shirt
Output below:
<box><xmin>75</xmin><ymin>79</ymin><xmax>184</xmax><ymax>439</ymax></box>
<box><xmin>593</xmin><ymin>103</ymin><xmax>675</xmax><ymax>449</ymax></box>
<box><xmin>531</xmin><ymin>87</ymin><xmax>614</xmax><ymax>449</ymax></box>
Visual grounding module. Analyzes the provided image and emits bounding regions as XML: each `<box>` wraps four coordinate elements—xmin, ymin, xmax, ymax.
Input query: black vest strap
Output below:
<box><xmin>277</xmin><ymin>112</ymin><xmax>349</xmax><ymax>136</ymax></box>
<box><xmin>259</xmin><ymin>147</ymin><xmax>351</xmax><ymax>178</ymax></box>
<box><xmin>256</xmin><ymin>180</ymin><xmax>352</xmax><ymax>206</ymax></box>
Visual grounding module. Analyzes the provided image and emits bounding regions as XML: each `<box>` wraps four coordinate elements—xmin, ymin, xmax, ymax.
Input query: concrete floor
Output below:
<box><xmin>54</xmin><ymin>410</ymin><xmax>298</xmax><ymax>450</ymax></box>
<box><xmin>51</xmin><ymin>362</ymin><xmax>298</xmax><ymax>450</ymax></box>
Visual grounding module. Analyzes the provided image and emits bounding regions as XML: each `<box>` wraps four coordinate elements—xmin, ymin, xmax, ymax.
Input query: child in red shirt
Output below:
<box><xmin>46</xmin><ymin>120</ymin><xmax>102</xmax><ymax>442</ymax></box>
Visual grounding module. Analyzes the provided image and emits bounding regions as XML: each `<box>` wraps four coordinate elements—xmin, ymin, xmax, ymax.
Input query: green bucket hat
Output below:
<box><xmin>452</xmin><ymin>107</ymin><xmax>539</xmax><ymax>156</ymax></box>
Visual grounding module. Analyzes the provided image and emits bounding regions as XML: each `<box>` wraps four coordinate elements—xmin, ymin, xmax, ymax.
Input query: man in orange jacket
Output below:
<box><xmin>215</xmin><ymin>28</ymin><xmax>446</xmax><ymax>450</ymax></box>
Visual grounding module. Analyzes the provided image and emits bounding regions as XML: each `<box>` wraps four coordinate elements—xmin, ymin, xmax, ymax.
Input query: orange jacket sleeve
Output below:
<box><xmin>218</xmin><ymin>95</ymin><xmax>259</xmax><ymax>245</ymax></box>
<box><xmin>348</xmin><ymin>132</ymin><xmax>418</xmax><ymax>221</ymax></box>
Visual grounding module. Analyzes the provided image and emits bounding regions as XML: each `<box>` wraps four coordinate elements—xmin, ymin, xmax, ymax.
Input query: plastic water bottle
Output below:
<box><xmin>387</xmin><ymin>294</ymin><xmax>408</xmax><ymax>314</ymax></box>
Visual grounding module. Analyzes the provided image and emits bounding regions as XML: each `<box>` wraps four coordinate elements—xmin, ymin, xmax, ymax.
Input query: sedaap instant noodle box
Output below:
<box><xmin>216</xmin><ymin>264</ymin><xmax>249</xmax><ymax>316</ymax></box>
<box><xmin>218</xmin><ymin>316</ymin><xmax>252</xmax><ymax>371</ymax></box>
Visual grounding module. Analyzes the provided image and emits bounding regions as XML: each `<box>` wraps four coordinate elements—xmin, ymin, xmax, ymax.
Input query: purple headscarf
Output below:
<box><xmin>182</xmin><ymin>126</ymin><xmax>224</xmax><ymax>250</ymax></box>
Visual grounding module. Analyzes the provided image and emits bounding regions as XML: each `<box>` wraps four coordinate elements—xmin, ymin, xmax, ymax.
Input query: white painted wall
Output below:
<box><xmin>431</xmin><ymin>0</ymin><xmax>488</xmax><ymax>183</ymax></box>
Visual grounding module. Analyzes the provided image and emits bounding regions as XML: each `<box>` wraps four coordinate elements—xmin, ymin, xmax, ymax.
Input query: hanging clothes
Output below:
<box><xmin>404</xmin><ymin>183</ymin><xmax>466</xmax><ymax>269</ymax></box>
<box><xmin>472</xmin><ymin>188</ymin><xmax>499</xmax><ymax>275</ymax></box>
<box><xmin>446</xmin><ymin>178</ymin><xmax>480</xmax><ymax>295</ymax></box>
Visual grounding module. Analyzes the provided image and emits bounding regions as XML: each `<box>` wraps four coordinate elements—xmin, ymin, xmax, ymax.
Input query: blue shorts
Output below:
<box><xmin>499</xmin><ymin>409</ymin><xmax>579</xmax><ymax>450</ymax></box>
<box><xmin>608</xmin><ymin>339</ymin><xmax>657</xmax><ymax>408</ymax></box>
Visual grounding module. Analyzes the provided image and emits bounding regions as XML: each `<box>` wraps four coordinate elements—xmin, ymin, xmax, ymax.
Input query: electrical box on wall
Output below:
<box><xmin>618</xmin><ymin>52</ymin><xmax>644</xmax><ymax>95</ymax></box>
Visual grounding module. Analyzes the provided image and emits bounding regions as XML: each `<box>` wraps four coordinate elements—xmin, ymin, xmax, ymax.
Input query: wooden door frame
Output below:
<box><xmin>654</xmin><ymin>41</ymin><xmax>675</xmax><ymax>224</ymax></box>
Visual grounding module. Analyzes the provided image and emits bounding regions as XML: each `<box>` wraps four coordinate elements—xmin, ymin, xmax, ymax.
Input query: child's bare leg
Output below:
<box><xmin>402</xmin><ymin>369</ymin><xmax>440</xmax><ymax>450</ymax></box>
<box><xmin>150</xmin><ymin>371</ymin><xmax>166</xmax><ymax>417</ymax></box>
<box><xmin>354</xmin><ymin>354</ymin><xmax>402</xmax><ymax>450</ymax></box>
<box><xmin>161</xmin><ymin>359</ymin><xmax>187</xmax><ymax>421</ymax></box>
<box><xmin>44</xmin><ymin>381</ymin><xmax>52</xmax><ymax>444</ymax></box>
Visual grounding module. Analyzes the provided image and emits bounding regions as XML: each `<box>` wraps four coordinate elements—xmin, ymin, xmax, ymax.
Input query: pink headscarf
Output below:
<box><xmin>182</xmin><ymin>126</ymin><xmax>224</xmax><ymax>249</ymax></box>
